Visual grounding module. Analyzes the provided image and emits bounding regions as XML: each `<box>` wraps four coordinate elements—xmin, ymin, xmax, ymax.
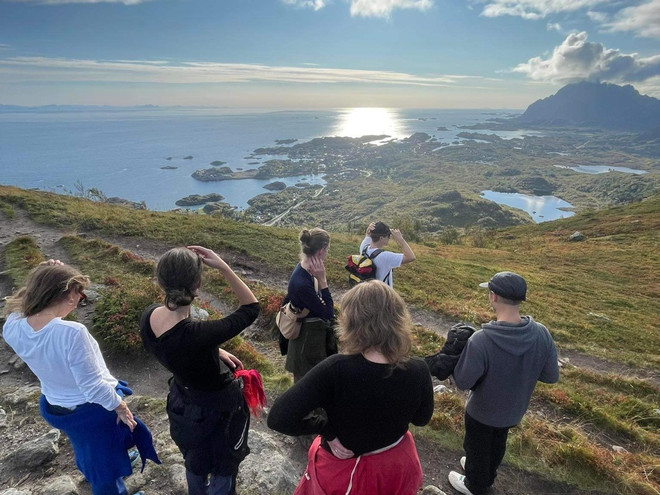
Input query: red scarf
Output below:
<box><xmin>234</xmin><ymin>369</ymin><xmax>267</xmax><ymax>417</ymax></box>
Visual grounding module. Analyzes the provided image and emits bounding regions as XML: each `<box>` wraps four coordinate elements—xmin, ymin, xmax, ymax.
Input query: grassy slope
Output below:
<box><xmin>1</xmin><ymin>185</ymin><xmax>658</xmax><ymax>494</ymax></box>
<box><xmin>1</xmin><ymin>184</ymin><xmax>658</xmax><ymax>366</ymax></box>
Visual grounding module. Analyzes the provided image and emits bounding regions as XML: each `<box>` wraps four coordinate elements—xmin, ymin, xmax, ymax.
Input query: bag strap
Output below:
<box><xmin>361</xmin><ymin>246</ymin><xmax>383</xmax><ymax>260</ymax></box>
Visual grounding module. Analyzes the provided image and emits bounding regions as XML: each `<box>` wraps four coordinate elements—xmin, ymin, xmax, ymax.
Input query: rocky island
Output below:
<box><xmin>175</xmin><ymin>193</ymin><xmax>225</xmax><ymax>206</ymax></box>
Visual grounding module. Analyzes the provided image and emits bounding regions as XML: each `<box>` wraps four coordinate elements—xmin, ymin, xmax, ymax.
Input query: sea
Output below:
<box><xmin>0</xmin><ymin>106</ymin><xmax>568</xmax><ymax>219</ymax></box>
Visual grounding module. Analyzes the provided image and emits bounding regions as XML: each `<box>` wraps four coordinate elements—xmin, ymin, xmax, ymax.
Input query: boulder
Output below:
<box><xmin>5</xmin><ymin>385</ymin><xmax>41</xmax><ymax>406</ymax></box>
<box><xmin>569</xmin><ymin>231</ymin><xmax>586</xmax><ymax>242</ymax></box>
<box><xmin>167</xmin><ymin>464</ymin><xmax>188</xmax><ymax>495</ymax></box>
<box><xmin>421</xmin><ymin>486</ymin><xmax>448</xmax><ymax>495</ymax></box>
<box><xmin>0</xmin><ymin>489</ymin><xmax>32</xmax><ymax>495</ymax></box>
<box><xmin>237</xmin><ymin>429</ymin><xmax>300</xmax><ymax>494</ymax></box>
<box><xmin>38</xmin><ymin>476</ymin><xmax>77</xmax><ymax>495</ymax></box>
<box><xmin>3</xmin><ymin>429</ymin><xmax>60</xmax><ymax>471</ymax></box>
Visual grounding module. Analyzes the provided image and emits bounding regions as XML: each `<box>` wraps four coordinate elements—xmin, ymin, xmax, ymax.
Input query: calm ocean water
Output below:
<box><xmin>0</xmin><ymin>107</ymin><xmax>532</xmax><ymax>212</ymax></box>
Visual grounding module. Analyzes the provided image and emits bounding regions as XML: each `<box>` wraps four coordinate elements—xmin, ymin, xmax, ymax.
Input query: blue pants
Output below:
<box><xmin>186</xmin><ymin>470</ymin><xmax>233</xmax><ymax>495</ymax></box>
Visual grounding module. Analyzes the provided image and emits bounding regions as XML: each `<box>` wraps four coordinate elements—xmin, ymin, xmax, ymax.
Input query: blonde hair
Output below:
<box><xmin>299</xmin><ymin>228</ymin><xmax>330</xmax><ymax>258</ymax></box>
<box><xmin>156</xmin><ymin>247</ymin><xmax>203</xmax><ymax>310</ymax></box>
<box><xmin>4</xmin><ymin>264</ymin><xmax>89</xmax><ymax>317</ymax></box>
<box><xmin>338</xmin><ymin>281</ymin><xmax>412</xmax><ymax>365</ymax></box>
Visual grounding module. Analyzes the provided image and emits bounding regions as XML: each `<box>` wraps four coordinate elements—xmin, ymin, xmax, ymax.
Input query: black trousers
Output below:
<box><xmin>463</xmin><ymin>412</ymin><xmax>511</xmax><ymax>494</ymax></box>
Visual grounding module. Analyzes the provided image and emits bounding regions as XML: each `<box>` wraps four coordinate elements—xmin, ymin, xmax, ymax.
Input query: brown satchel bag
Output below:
<box><xmin>275</xmin><ymin>302</ymin><xmax>309</xmax><ymax>340</ymax></box>
<box><xmin>276</xmin><ymin>277</ymin><xmax>319</xmax><ymax>340</ymax></box>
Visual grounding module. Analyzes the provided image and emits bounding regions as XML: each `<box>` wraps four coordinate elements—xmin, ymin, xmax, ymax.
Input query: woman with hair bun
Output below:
<box><xmin>268</xmin><ymin>281</ymin><xmax>434</xmax><ymax>495</ymax></box>
<box><xmin>3</xmin><ymin>260</ymin><xmax>158</xmax><ymax>495</ymax></box>
<box><xmin>140</xmin><ymin>246</ymin><xmax>259</xmax><ymax>495</ymax></box>
<box><xmin>283</xmin><ymin>227</ymin><xmax>337</xmax><ymax>382</ymax></box>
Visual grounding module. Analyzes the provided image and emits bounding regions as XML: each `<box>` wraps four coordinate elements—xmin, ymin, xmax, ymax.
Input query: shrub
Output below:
<box><xmin>92</xmin><ymin>278</ymin><xmax>161</xmax><ymax>353</ymax></box>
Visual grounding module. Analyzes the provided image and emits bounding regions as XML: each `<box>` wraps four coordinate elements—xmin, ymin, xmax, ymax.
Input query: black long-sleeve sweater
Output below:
<box><xmin>268</xmin><ymin>353</ymin><xmax>434</xmax><ymax>455</ymax></box>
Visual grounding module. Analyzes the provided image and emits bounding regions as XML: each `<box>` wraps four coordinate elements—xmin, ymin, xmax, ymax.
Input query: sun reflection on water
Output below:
<box><xmin>332</xmin><ymin>108</ymin><xmax>406</xmax><ymax>139</ymax></box>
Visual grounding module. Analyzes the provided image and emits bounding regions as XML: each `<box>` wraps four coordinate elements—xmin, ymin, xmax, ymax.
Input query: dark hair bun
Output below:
<box><xmin>164</xmin><ymin>288</ymin><xmax>195</xmax><ymax>310</ymax></box>
<box><xmin>299</xmin><ymin>229</ymin><xmax>311</xmax><ymax>245</ymax></box>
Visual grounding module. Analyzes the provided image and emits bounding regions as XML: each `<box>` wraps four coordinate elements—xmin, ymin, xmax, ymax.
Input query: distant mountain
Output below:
<box><xmin>0</xmin><ymin>104</ymin><xmax>161</xmax><ymax>113</ymax></box>
<box><xmin>517</xmin><ymin>82</ymin><xmax>660</xmax><ymax>131</ymax></box>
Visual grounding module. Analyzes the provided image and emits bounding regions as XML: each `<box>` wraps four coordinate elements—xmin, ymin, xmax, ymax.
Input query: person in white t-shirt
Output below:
<box><xmin>359</xmin><ymin>221</ymin><xmax>416</xmax><ymax>288</ymax></box>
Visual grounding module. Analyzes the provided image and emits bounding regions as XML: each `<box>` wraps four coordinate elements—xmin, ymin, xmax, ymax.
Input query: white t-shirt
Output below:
<box><xmin>359</xmin><ymin>237</ymin><xmax>404</xmax><ymax>288</ymax></box>
<box><xmin>3</xmin><ymin>313</ymin><xmax>121</xmax><ymax>410</ymax></box>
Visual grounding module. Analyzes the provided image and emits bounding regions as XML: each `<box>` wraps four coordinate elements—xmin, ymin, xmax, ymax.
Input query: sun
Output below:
<box><xmin>333</xmin><ymin>108</ymin><xmax>405</xmax><ymax>139</ymax></box>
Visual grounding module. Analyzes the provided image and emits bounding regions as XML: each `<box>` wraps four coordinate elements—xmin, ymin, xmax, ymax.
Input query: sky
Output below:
<box><xmin>0</xmin><ymin>0</ymin><xmax>659</xmax><ymax>109</ymax></box>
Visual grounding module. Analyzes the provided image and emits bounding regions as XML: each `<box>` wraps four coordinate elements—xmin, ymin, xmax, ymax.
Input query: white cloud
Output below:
<box><xmin>282</xmin><ymin>0</ymin><xmax>328</xmax><ymax>11</ymax></box>
<box><xmin>0</xmin><ymin>56</ymin><xmax>497</xmax><ymax>87</ymax></box>
<box><xmin>477</xmin><ymin>0</ymin><xmax>609</xmax><ymax>20</ymax></box>
<box><xmin>602</xmin><ymin>0</ymin><xmax>660</xmax><ymax>39</ymax></box>
<box><xmin>282</xmin><ymin>0</ymin><xmax>433</xmax><ymax>17</ymax></box>
<box><xmin>547</xmin><ymin>22</ymin><xmax>562</xmax><ymax>31</ymax></box>
<box><xmin>349</xmin><ymin>0</ymin><xmax>433</xmax><ymax>18</ymax></box>
<box><xmin>586</xmin><ymin>10</ymin><xmax>608</xmax><ymax>23</ymax></box>
<box><xmin>513</xmin><ymin>31</ymin><xmax>660</xmax><ymax>84</ymax></box>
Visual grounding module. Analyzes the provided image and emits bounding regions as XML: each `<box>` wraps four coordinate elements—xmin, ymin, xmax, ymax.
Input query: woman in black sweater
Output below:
<box><xmin>284</xmin><ymin>227</ymin><xmax>337</xmax><ymax>382</ymax></box>
<box><xmin>140</xmin><ymin>246</ymin><xmax>259</xmax><ymax>495</ymax></box>
<box><xmin>268</xmin><ymin>280</ymin><xmax>434</xmax><ymax>495</ymax></box>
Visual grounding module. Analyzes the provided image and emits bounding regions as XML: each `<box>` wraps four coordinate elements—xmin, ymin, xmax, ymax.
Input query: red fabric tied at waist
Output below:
<box><xmin>234</xmin><ymin>369</ymin><xmax>267</xmax><ymax>418</ymax></box>
<box><xmin>294</xmin><ymin>431</ymin><xmax>423</xmax><ymax>495</ymax></box>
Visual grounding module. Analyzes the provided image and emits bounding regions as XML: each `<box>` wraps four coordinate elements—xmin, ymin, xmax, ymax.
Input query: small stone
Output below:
<box><xmin>190</xmin><ymin>306</ymin><xmax>209</xmax><ymax>321</ymax></box>
<box><xmin>588</xmin><ymin>312</ymin><xmax>610</xmax><ymax>322</ymax></box>
<box><xmin>612</xmin><ymin>445</ymin><xmax>628</xmax><ymax>454</ymax></box>
<box><xmin>0</xmin><ymin>408</ymin><xmax>7</xmax><ymax>428</ymax></box>
<box><xmin>652</xmin><ymin>409</ymin><xmax>660</xmax><ymax>416</ymax></box>
<box><xmin>433</xmin><ymin>385</ymin><xmax>449</xmax><ymax>394</ymax></box>
<box><xmin>421</xmin><ymin>486</ymin><xmax>448</xmax><ymax>495</ymax></box>
<box><xmin>569</xmin><ymin>231</ymin><xmax>586</xmax><ymax>242</ymax></box>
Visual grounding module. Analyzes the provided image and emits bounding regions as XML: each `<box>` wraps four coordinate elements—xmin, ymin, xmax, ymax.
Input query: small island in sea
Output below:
<box><xmin>175</xmin><ymin>193</ymin><xmax>224</xmax><ymax>206</ymax></box>
<box><xmin>275</xmin><ymin>138</ymin><xmax>297</xmax><ymax>145</ymax></box>
<box><xmin>210</xmin><ymin>160</ymin><xmax>227</xmax><ymax>166</ymax></box>
<box><xmin>160</xmin><ymin>165</ymin><xmax>177</xmax><ymax>170</ymax></box>
<box><xmin>264</xmin><ymin>181</ymin><xmax>287</xmax><ymax>191</ymax></box>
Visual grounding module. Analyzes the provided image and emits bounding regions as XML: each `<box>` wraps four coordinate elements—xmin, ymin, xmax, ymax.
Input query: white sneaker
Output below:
<box><xmin>460</xmin><ymin>456</ymin><xmax>466</xmax><ymax>470</ymax></box>
<box><xmin>448</xmin><ymin>471</ymin><xmax>474</xmax><ymax>495</ymax></box>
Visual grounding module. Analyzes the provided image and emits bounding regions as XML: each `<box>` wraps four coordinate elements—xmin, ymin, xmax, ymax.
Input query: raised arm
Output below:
<box><xmin>390</xmin><ymin>229</ymin><xmax>416</xmax><ymax>264</ymax></box>
<box><xmin>187</xmin><ymin>245</ymin><xmax>258</xmax><ymax>306</ymax></box>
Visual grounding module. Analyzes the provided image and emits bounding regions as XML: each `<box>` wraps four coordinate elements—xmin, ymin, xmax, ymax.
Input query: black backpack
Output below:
<box><xmin>345</xmin><ymin>247</ymin><xmax>383</xmax><ymax>287</ymax></box>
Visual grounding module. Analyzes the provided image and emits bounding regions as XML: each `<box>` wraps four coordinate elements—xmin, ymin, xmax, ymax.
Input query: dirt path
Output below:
<box><xmin>0</xmin><ymin>208</ymin><xmax>641</xmax><ymax>495</ymax></box>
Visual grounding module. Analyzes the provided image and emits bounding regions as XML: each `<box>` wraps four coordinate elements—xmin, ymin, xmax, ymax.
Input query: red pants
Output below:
<box><xmin>294</xmin><ymin>431</ymin><xmax>423</xmax><ymax>495</ymax></box>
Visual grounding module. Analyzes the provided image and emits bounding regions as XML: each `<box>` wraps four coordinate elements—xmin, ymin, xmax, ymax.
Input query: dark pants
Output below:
<box><xmin>463</xmin><ymin>412</ymin><xmax>511</xmax><ymax>495</ymax></box>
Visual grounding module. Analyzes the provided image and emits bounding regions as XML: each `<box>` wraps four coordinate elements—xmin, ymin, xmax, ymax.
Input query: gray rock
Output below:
<box><xmin>421</xmin><ymin>486</ymin><xmax>448</xmax><ymax>495</ymax></box>
<box><xmin>0</xmin><ymin>489</ymin><xmax>32</xmax><ymax>495</ymax></box>
<box><xmin>168</xmin><ymin>464</ymin><xmax>188</xmax><ymax>495</ymax></box>
<box><xmin>569</xmin><ymin>231</ymin><xmax>586</xmax><ymax>242</ymax></box>
<box><xmin>237</xmin><ymin>429</ymin><xmax>300</xmax><ymax>495</ymax></box>
<box><xmin>0</xmin><ymin>408</ymin><xmax>6</xmax><ymax>428</ymax></box>
<box><xmin>82</xmin><ymin>289</ymin><xmax>100</xmax><ymax>303</ymax></box>
<box><xmin>3</xmin><ymin>429</ymin><xmax>60</xmax><ymax>470</ymax></box>
<box><xmin>38</xmin><ymin>476</ymin><xmax>77</xmax><ymax>495</ymax></box>
<box><xmin>5</xmin><ymin>385</ymin><xmax>41</xmax><ymax>406</ymax></box>
<box><xmin>190</xmin><ymin>306</ymin><xmax>209</xmax><ymax>321</ymax></box>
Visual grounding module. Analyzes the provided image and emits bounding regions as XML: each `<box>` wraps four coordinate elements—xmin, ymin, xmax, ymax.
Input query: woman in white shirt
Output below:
<box><xmin>3</xmin><ymin>260</ymin><xmax>153</xmax><ymax>495</ymax></box>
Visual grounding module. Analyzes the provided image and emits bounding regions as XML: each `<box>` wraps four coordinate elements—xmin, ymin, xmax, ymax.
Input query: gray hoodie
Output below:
<box><xmin>453</xmin><ymin>316</ymin><xmax>559</xmax><ymax>427</ymax></box>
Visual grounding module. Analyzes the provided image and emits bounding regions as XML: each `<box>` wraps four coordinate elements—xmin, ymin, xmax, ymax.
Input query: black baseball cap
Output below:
<box><xmin>479</xmin><ymin>271</ymin><xmax>527</xmax><ymax>301</ymax></box>
<box><xmin>372</xmin><ymin>221</ymin><xmax>391</xmax><ymax>236</ymax></box>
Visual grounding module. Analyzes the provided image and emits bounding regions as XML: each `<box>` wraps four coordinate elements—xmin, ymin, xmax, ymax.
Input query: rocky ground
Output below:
<box><xmin>0</xmin><ymin>209</ymin><xmax>626</xmax><ymax>495</ymax></box>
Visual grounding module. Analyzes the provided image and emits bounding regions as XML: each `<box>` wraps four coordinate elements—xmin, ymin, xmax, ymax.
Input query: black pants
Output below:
<box><xmin>463</xmin><ymin>412</ymin><xmax>511</xmax><ymax>494</ymax></box>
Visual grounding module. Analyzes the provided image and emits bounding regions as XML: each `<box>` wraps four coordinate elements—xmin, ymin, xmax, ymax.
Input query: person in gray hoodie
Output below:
<box><xmin>448</xmin><ymin>271</ymin><xmax>559</xmax><ymax>495</ymax></box>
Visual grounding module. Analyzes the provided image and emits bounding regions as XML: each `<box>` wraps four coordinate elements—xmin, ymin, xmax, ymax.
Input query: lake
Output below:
<box><xmin>553</xmin><ymin>165</ymin><xmax>648</xmax><ymax>175</ymax></box>
<box><xmin>480</xmin><ymin>190</ymin><xmax>575</xmax><ymax>223</ymax></box>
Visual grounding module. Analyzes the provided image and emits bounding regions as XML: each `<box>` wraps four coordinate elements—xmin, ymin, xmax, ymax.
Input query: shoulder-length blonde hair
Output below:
<box><xmin>4</xmin><ymin>264</ymin><xmax>89</xmax><ymax>317</ymax></box>
<box><xmin>338</xmin><ymin>280</ymin><xmax>412</xmax><ymax>365</ymax></box>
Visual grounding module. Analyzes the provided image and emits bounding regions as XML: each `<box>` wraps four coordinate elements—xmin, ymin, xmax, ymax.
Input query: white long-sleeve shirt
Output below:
<box><xmin>3</xmin><ymin>313</ymin><xmax>121</xmax><ymax>411</ymax></box>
